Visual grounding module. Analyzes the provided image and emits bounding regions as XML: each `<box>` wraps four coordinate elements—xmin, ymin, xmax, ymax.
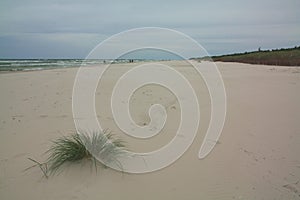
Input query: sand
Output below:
<box><xmin>0</xmin><ymin>61</ymin><xmax>299</xmax><ymax>199</ymax></box>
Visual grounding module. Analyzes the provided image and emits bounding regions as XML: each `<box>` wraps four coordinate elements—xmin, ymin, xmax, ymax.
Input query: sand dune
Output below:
<box><xmin>0</xmin><ymin>61</ymin><xmax>299</xmax><ymax>199</ymax></box>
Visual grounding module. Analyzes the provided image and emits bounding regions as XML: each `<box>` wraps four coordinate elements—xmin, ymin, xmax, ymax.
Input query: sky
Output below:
<box><xmin>0</xmin><ymin>0</ymin><xmax>299</xmax><ymax>59</ymax></box>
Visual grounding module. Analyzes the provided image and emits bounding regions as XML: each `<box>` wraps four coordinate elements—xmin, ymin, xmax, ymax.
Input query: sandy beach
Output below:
<box><xmin>0</xmin><ymin>61</ymin><xmax>300</xmax><ymax>199</ymax></box>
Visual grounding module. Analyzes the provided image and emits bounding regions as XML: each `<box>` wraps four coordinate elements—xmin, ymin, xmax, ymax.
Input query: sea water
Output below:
<box><xmin>0</xmin><ymin>59</ymin><xmax>145</xmax><ymax>72</ymax></box>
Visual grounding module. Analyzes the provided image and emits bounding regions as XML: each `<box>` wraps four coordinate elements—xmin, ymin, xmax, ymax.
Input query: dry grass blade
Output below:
<box><xmin>25</xmin><ymin>158</ymin><xmax>48</xmax><ymax>178</ymax></box>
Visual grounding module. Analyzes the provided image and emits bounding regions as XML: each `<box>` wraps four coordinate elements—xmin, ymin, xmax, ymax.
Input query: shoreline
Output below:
<box><xmin>1</xmin><ymin>60</ymin><xmax>300</xmax><ymax>74</ymax></box>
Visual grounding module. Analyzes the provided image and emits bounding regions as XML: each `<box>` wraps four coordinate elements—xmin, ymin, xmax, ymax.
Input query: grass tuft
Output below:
<box><xmin>27</xmin><ymin>130</ymin><xmax>127</xmax><ymax>177</ymax></box>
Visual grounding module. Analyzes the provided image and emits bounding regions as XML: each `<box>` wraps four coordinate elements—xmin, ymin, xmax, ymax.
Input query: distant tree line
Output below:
<box><xmin>192</xmin><ymin>46</ymin><xmax>300</xmax><ymax>66</ymax></box>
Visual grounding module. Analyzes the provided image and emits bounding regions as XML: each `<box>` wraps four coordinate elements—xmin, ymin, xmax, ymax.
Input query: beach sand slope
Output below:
<box><xmin>0</xmin><ymin>61</ymin><xmax>299</xmax><ymax>199</ymax></box>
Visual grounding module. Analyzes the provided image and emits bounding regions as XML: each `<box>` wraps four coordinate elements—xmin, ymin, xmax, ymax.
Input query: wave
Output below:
<box><xmin>0</xmin><ymin>59</ymin><xmax>146</xmax><ymax>72</ymax></box>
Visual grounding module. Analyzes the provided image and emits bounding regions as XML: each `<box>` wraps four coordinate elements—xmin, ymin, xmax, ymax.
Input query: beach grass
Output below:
<box><xmin>27</xmin><ymin>130</ymin><xmax>127</xmax><ymax>177</ymax></box>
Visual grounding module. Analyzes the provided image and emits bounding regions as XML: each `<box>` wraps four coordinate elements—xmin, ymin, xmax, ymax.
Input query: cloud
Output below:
<box><xmin>0</xmin><ymin>0</ymin><xmax>299</xmax><ymax>58</ymax></box>
<box><xmin>0</xmin><ymin>33</ymin><xmax>106</xmax><ymax>58</ymax></box>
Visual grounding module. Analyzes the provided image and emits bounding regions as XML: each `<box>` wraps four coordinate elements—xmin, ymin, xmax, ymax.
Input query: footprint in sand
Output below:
<box><xmin>170</xmin><ymin>105</ymin><xmax>176</xmax><ymax>110</ymax></box>
<box><xmin>283</xmin><ymin>181</ymin><xmax>300</xmax><ymax>197</ymax></box>
<box><xmin>11</xmin><ymin>115</ymin><xmax>24</xmax><ymax>121</ymax></box>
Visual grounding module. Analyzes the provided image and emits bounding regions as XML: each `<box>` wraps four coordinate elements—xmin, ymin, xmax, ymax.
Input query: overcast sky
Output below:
<box><xmin>0</xmin><ymin>0</ymin><xmax>299</xmax><ymax>58</ymax></box>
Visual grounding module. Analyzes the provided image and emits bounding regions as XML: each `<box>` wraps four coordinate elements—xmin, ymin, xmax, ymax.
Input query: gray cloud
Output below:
<box><xmin>0</xmin><ymin>0</ymin><xmax>299</xmax><ymax>58</ymax></box>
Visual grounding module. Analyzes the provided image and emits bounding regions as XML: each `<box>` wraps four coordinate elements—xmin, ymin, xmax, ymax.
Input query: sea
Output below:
<box><xmin>0</xmin><ymin>59</ymin><xmax>144</xmax><ymax>72</ymax></box>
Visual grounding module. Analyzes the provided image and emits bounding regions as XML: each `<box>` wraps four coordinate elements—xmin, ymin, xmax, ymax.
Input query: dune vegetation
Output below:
<box><xmin>194</xmin><ymin>46</ymin><xmax>300</xmax><ymax>66</ymax></box>
<box><xmin>26</xmin><ymin>130</ymin><xmax>127</xmax><ymax>178</ymax></box>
